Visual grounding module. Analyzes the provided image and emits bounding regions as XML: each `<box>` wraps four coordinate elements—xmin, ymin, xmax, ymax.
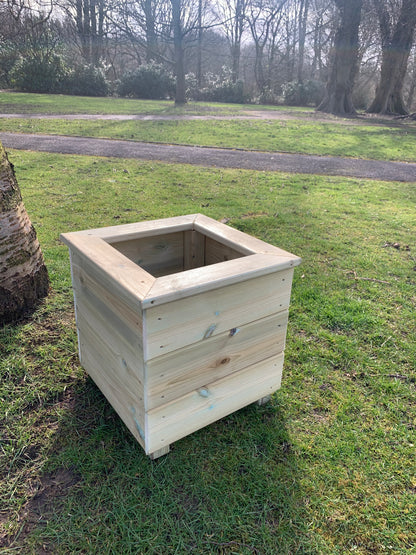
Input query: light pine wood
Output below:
<box><xmin>110</xmin><ymin>232</ymin><xmax>184</xmax><ymax>277</ymax></box>
<box><xmin>256</xmin><ymin>395</ymin><xmax>272</xmax><ymax>406</ymax></box>
<box><xmin>143</xmin><ymin>253</ymin><xmax>297</xmax><ymax>308</ymax></box>
<box><xmin>69</xmin><ymin>214</ymin><xmax>197</xmax><ymax>242</ymax></box>
<box><xmin>70</xmin><ymin>252</ymin><xmax>146</xmax><ymax>449</ymax></box>
<box><xmin>149</xmin><ymin>445</ymin><xmax>170</xmax><ymax>459</ymax></box>
<box><xmin>144</xmin><ymin>268</ymin><xmax>293</xmax><ymax>359</ymax></box>
<box><xmin>71</xmin><ymin>253</ymin><xmax>144</xmax><ymax>354</ymax></box>
<box><xmin>145</xmin><ymin>353</ymin><xmax>284</xmax><ymax>454</ymax></box>
<box><xmin>61</xmin><ymin>214</ymin><xmax>300</xmax><ymax>458</ymax></box>
<box><xmin>146</xmin><ymin>311</ymin><xmax>288</xmax><ymax>410</ymax></box>
<box><xmin>60</xmin><ymin>233</ymin><xmax>155</xmax><ymax>304</ymax></box>
<box><xmin>183</xmin><ymin>230</ymin><xmax>205</xmax><ymax>270</ymax></box>
<box><xmin>194</xmin><ymin>213</ymin><xmax>301</xmax><ymax>259</ymax></box>
<box><xmin>205</xmin><ymin>236</ymin><xmax>243</xmax><ymax>266</ymax></box>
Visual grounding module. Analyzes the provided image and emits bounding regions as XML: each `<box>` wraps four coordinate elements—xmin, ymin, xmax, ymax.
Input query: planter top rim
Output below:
<box><xmin>60</xmin><ymin>214</ymin><xmax>301</xmax><ymax>307</ymax></box>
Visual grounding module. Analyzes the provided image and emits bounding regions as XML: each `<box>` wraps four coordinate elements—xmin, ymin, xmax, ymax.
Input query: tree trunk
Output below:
<box><xmin>171</xmin><ymin>0</ymin><xmax>186</xmax><ymax>105</ymax></box>
<box><xmin>317</xmin><ymin>0</ymin><xmax>363</xmax><ymax>115</ymax></box>
<box><xmin>197</xmin><ymin>0</ymin><xmax>203</xmax><ymax>87</ymax></box>
<box><xmin>297</xmin><ymin>0</ymin><xmax>310</xmax><ymax>82</ymax></box>
<box><xmin>144</xmin><ymin>0</ymin><xmax>158</xmax><ymax>63</ymax></box>
<box><xmin>367</xmin><ymin>0</ymin><xmax>416</xmax><ymax>115</ymax></box>
<box><xmin>0</xmin><ymin>143</ymin><xmax>49</xmax><ymax>324</ymax></box>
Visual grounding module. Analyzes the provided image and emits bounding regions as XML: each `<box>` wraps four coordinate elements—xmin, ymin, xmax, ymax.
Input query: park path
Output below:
<box><xmin>1</xmin><ymin>131</ymin><xmax>415</xmax><ymax>182</ymax></box>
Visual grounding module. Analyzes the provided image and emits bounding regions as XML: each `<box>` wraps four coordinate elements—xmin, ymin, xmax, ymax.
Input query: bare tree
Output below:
<box><xmin>215</xmin><ymin>0</ymin><xmax>248</xmax><ymax>83</ymax></box>
<box><xmin>0</xmin><ymin>143</ymin><xmax>49</xmax><ymax>324</ymax></box>
<box><xmin>57</xmin><ymin>0</ymin><xmax>107</xmax><ymax>65</ymax></box>
<box><xmin>247</xmin><ymin>0</ymin><xmax>287</xmax><ymax>93</ymax></box>
<box><xmin>317</xmin><ymin>0</ymin><xmax>363</xmax><ymax>114</ymax></box>
<box><xmin>367</xmin><ymin>0</ymin><xmax>416</xmax><ymax>115</ymax></box>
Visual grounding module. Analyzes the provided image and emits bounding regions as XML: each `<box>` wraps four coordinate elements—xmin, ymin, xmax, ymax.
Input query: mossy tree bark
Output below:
<box><xmin>0</xmin><ymin>142</ymin><xmax>49</xmax><ymax>324</ymax></box>
<box><xmin>317</xmin><ymin>0</ymin><xmax>363</xmax><ymax>115</ymax></box>
<box><xmin>367</xmin><ymin>0</ymin><xmax>416</xmax><ymax>115</ymax></box>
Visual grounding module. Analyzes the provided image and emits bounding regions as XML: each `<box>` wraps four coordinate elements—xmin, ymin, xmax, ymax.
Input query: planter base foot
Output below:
<box><xmin>149</xmin><ymin>445</ymin><xmax>170</xmax><ymax>460</ymax></box>
<box><xmin>256</xmin><ymin>395</ymin><xmax>271</xmax><ymax>406</ymax></box>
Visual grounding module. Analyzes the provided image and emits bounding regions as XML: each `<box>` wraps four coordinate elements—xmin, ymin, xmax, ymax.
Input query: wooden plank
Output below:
<box><xmin>149</xmin><ymin>445</ymin><xmax>170</xmax><ymax>459</ymax></box>
<box><xmin>63</xmin><ymin>214</ymin><xmax>197</xmax><ymax>243</ymax></box>
<box><xmin>143</xmin><ymin>253</ymin><xmax>297</xmax><ymax>308</ymax></box>
<box><xmin>145</xmin><ymin>353</ymin><xmax>284</xmax><ymax>454</ymax></box>
<box><xmin>144</xmin><ymin>268</ymin><xmax>294</xmax><ymax>359</ymax></box>
<box><xmin>61</xmin><ymin>234</ymin><xmax>155</xmax><ymax>303</ymax></box>
<box><xmin>69</xmin><ymin>249</ymin><xmax>146</xmax><ymax>448</ymax></box>
<box><xmin>76</xmin><ymin>310</ymin><xmax>146</xmax><ymax>450</ymax></box>
<box><xmin>110</xmin><ymin>232</ymin><xmax>184</xmax><ymax>277</ymax></box>
<box><xmin>194</xmin><ymin>213</ymin><xmax>302</xmax><ymax>260</ymax></box>
<box><xmin>183</xmin><ymin>230</ymin><xmax>205</xmax><ymax>270</ymax></box>
<box><xmin>72</xmin><ymin>260</ymin><xmax>145</xmax><ymax>379</ymax></box>
<box><xmin>146</xmin><ymin>311</ymin><xmax>288</xmax><ymax>410</ymax></box>
<box><xmin>70</xmin><ymin>251</ymin><xmax>144</xmax><ymax>348</ymax></box>
<box><xmin>204</xmin><ymin>236</ymin><xmax>242</xmax><ymax>266</ymax></box>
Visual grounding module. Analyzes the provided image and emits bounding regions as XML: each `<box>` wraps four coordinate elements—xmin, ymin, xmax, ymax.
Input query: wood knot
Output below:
<box><xmin>216</xmin><ymin>357</ymin><xmax>230</xmax><ymax>367</ymax></box>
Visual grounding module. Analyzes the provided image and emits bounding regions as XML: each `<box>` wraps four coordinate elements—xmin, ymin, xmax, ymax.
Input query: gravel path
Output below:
<box><xmin>1</xmin><ymin>131</ymin><xmax>415</xmax><ymax>182</ymax></box>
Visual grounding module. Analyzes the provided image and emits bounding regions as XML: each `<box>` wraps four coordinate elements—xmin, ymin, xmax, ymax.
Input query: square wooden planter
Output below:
<box><xmin>61</xmin><ymin>214</ymin><xmax>300</xmax><ymax>458</ymax></box>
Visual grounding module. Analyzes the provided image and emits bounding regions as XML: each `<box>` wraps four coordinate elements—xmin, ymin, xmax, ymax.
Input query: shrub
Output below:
<box><xmin>206</xmin><ymin>79</ymin><xmax>248</xmax><ymax>104</ymax></box>
<box><xmin>0</xmin><ymin>45</ymin><xmax>20</xmax><ymax>87</ymax></box>
<box><xmin>199</xmin><ymin>75</ymin><xmax>249</xmax><ymax>104</ymax></box>
<box><xmin>282</xmin><ymin>80</ymin><xmax>325</xmax><ymax>107</ymax></box>
<box><xmin>10</xmin><ymin>53</ymin><xmax>68</xmax><ymax>93</ymax></box>
<box><xmin>185</xmin><ymin>72</ymin><xmax>199</xmax><ymax>101</ymax></box>
<box><xmin>62</xmin><ymin>65</ymin><xmax>109</xmax><ymax>97</ymax></box>
<box><xmin>255</xmin><ymin>87</ymin><xmax>280</xmax><ymax>105</ymax></box>
<box><xmin>117</xmin><ymin>64</ymin><xmax>175</xmax><ymax>99</ymax></box>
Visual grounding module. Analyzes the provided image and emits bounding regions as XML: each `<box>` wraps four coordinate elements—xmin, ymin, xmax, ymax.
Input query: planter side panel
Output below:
<box><xmin>146</xmin><ymin>311</ymin><xmax>288</xmax><ymax>410</ymax></box>
<box><xmin>146</xmin><ymin>353</ymin><xmax>284</xmax><ymax>454</ymax></box>
<box><xmin>145</xmin><ymin>268</ymin><xmax>294</xmax><ymax>359</ymax></box>
<box><xmin>70</xmin><ymin>251</ymin><xmax>146</xmax><ymax>448</ymax></box>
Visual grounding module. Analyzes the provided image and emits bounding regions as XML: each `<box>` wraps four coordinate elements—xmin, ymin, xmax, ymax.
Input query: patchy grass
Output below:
<box><xmin>1</xmin><ymin>116</ymin><xmax>415</xmax><ymax>162</ymax></box>
<box><xmin>1</xmin><ymin>150</ymin><xmax>416</xmax><ymax>554</ymax></box>
<box><xmin>0</xmin><ymin>92</ymin><xmax>291</xmax><ymax>116</ymax></box>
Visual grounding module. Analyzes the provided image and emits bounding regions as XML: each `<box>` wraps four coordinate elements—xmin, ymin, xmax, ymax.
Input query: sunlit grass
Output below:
<box><xmin>1</xmin><ymin>116</ymin><xmax>415</xmax><ymax>162</ymax></box>
<box><xmin>1</xmin><ymin>149</ymin><xmax>415</xmax><ymax>553</ymax></box>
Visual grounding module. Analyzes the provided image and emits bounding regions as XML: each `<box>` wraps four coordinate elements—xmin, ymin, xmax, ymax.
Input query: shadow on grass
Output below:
<box><xmin>12</xmin><ymin>376</ymin><xmax>316</xmax><ymax>554</ymax></box>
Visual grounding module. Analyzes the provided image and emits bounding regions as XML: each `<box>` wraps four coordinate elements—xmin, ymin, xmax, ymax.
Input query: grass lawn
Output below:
<box><xmin>0</xmin><ymin>91</ymin><xmax>293</xmax><ymax>116</ymax></box>
<box><xmin>1</xmin><ymin>116</ymin><xmax>416</xmax><ymax>164</ymax></box>
<box><xmin>1</xmin><ymin>92</ymin><xmax>415</xmax><ymax>163</ymax></box>
<box><xmin>1</xmin><ymin>149</ymin><xmax>415</xmax><ymax>553</ymax></box>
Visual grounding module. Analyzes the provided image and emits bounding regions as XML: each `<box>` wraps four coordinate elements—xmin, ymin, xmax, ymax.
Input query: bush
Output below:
<box><xmin>282</xmin><ymin>80</ymin><xmax>325</xmax><ymax>107</ymax></box>
<box><xmin>255</xmin><ymin>87</ymin><xmax>280</xmax><ymax>105</ymax></box>
<box><xmin>185</xmin><ymin>72</ymin><xmax>199</xmax><ymax>101</ymax></box>
<box><xmin>62</xmin><ymin>65</ymin><xmax>109</xmax><ymax>97</ymax></box>
<box><xmin>0</xmin><ymin>45</ymin><xmax>20</xmax><ymax>87</ymax></box>
<box><xmin>205</xmin><ymin>79</ymin><xmax>248</xmax><ymax>104</ymax></box>
<box><xmin>198</xmin><ymin>75</ymin><xmax>249</xmax><ymax>104</ymax></box>
<box><xmin>10</xmin><ymin>53</ymin><xmax>68</xmax><ymax>93</ymax></box>
<box><xmin>117</xmin><ymin>64</ymin><xmax>175</xmax><ymax>99</ymax></box>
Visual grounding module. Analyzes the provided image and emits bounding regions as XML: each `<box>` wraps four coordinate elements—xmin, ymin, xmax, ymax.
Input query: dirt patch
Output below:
<box><xmin>1</xmin><ymin>469</ymin><xmax>81</xmax><ymax>551</ymax></box>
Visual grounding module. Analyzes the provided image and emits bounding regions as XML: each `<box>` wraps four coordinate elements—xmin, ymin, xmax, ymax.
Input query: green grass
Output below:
<box><xmin>0</xmin><ymin>91</ymin><xmax>293</xmax><ymax>116</ymax></box>
<box><xmin>1</xmin><ymin>116</ymin><xmax>415</xmax><ymax>163</ymax></box>
<box><xmin>1</xmin><ymin>150</ymin><xmax>416</xmax><ymax>553</ymax></box>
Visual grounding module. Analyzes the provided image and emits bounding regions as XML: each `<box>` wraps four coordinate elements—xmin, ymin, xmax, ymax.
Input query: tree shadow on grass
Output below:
<box><xmin>5</xmin><ymin>374</ymin><xmax>317</xmax><ymax>555</ymax></box>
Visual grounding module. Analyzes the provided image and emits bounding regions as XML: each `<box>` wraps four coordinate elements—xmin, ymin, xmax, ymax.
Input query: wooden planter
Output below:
<box><xmin>61</xmin><ymin>214</ymin><xmax>300</xmax><ymax>458</ymax></box>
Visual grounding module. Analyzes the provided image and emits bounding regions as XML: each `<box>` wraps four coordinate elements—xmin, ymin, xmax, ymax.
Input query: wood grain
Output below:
<box><xmin>146</xmin><ymin>353</ymin><xmax>284</xmax><ymax>454</ymax></box>
<box><xmin>146</xmin><ymin>311</ymin><xmax>288</xmax><ymax>409</ymax></box>
<box><xmin>144</xmin><ymin>268</ymin><xmax>294</xmax><ymax>359</ymax></box>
